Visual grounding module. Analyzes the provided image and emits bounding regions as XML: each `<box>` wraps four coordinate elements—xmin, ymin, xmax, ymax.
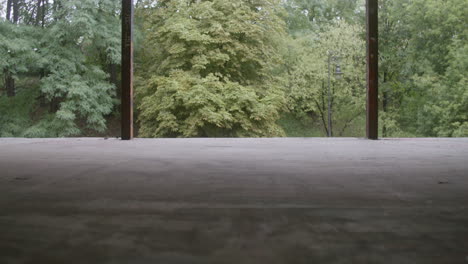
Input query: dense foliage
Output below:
<box><xmin>135</xmin><ymin>0</ymin><xmax>287</xmax><ymax>137</ymax></box>
<box><xmin>1</xmin><ymin>0</ymin><xmax>466</xmax><ymax>138</ymax></box>
<box><xmin>0</xmin><ymin>0</ymin><xmax>120</xmax><ymax>137</ymax></box>
<box><xmin>379</xmin><ymin>0</ymin><xmax>467</xmax><ymax>137</ymax></box>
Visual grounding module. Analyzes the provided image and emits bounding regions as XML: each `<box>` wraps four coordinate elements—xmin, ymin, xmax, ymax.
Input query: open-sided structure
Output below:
<box><xmin>120</xmin><ymin>0</ymin><xmax>379</xmax><ymax>140</ymax></box>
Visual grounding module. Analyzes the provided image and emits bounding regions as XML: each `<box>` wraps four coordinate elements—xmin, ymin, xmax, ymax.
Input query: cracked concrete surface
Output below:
<box><xmin>0</xmin><ymin>138</ymin><xmax>467</xmax><ymax>263</ymax></box>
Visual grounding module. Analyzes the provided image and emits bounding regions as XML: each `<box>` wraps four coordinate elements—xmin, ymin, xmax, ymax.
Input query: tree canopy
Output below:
<box><xmin>135</xmin><ymin>0</ymin><xmax>287</xmax><ymax>137</ymax></box>
<box><xmin>0</xmin><ymin>0</ymin><xmax>121</xmax><ymax>137</ymax></box>
<box><xmin>1</xmin><ymin>0</ymin><xmax>466</xmax><ymax>138</ymax></box>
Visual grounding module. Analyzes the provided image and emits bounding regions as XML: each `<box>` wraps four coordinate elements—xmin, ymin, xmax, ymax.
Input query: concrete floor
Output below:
<box><xmin>0</xmin><ymin>138</ymin><xmax>467</xmax><ymax>264</ymax></box>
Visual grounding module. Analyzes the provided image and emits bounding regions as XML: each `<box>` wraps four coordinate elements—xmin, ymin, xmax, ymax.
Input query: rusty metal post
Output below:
<box><xmin>327</xmin><ymin>53</ymin><xmax>332</xmax><ymax>137</ymax></box>
<box><xmin>121</xmin><ymin>0</ymin><xmax>134</xmax><ymax>140</ymax></box>
<box><xmin>366</xmin><ymin>0</ymin><xmax>379</xmax><ymax>139</ymax></box>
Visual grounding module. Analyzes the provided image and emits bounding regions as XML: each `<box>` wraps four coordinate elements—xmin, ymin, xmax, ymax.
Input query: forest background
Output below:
<box><xmin>0</xmin><ymin>0</ymin><xmax>466</xmax><ymax>138</ymax></box>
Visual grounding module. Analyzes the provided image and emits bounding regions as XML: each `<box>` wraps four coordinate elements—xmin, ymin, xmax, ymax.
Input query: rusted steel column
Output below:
<box><xmin>366</xmin><ymin>0</ymin><xmax>379</xmax><ymax>140</ymax></box>
<box><xmin>121</xmin><ymin>0</ymin><xmax>134</xmax><ymax>140</ymax></box>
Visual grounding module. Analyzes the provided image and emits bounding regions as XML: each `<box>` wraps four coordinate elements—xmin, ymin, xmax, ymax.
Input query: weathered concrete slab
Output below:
<box><xmin>0</xmin><ymin>138</ymin><xmax>467</xmax><ymax>263</ymax></box>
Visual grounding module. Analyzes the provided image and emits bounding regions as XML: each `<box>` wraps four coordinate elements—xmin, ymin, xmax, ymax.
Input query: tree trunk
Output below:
<box><xmin>53</xmin><ymin>0</ymin><xmax>63</xmax><ymax>21</ymax></box>
<box><xmin>4</xmin><ymin>1</ymin><xmax>16</xmax><ymax>97</ymax></box>
<box><xmin>382</xmin><ymin>72</ymin><xmax>388</xmax><ymax>137</ymax></box>
<box><xmin>35</xmin><ymin>0</ymin><xmax>42</xmax><ymax>26</ymax></box>
<box><xmin>12</xmin><ymin>0</ymin><xmax>19</xmax><ymax>24</ymax></box>
<box><xmin>41</xmin><ymin>0</ymin><xmax>47</xmax><ymax>27</ymax></box>
<box><xmin>382</xmin><ymin>91</ymin><xmax>389</xmax><ymax>137</ymax></box>
<box><xmin>4</xmin><ymin>70</ymin><xmax>16</xmax><ymax>97</ymax></box>
<box><xmin>321</xmin><ymin>81</ymin><xmax>328</xmax><ymax>136</ymax></box>
<box><xmin>108</xmin><ymin>63</ymin><xmax>118</xmax><ymax>88</ymax></box>
<box><xmin>6</xmin><ymin>0</ymin><xmax>12</xmax><ymax>21</ymax></box>
<box><xmin>49</xmin><ymin>97</ymin><xmax>60</xmax><ymax>113</ymax></box>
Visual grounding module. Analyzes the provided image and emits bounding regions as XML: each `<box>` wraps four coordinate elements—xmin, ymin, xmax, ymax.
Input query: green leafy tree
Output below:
<box><xmin>136</xmin><ymin>0</ymin><xmax>287</xmax><ymax>137</ymax></box>
<box><xmin>282</xmin><ymin>0</ymin><xmax>364</xmax><ymax>34</ymax></box>
<box><xmin>0</xmin><ymin>0</ymin><xmax>121</xmax><ymax>137</ymax></box>
<box><xmin>378</xmin><ymin>0</ymin><xmax>412</xmax><ymax>137</ymax></box>
<box><xmin>284</xmin><ymin>21</ymin><xmax>366</xmax><ymax>136</ymax></box>
<box><xmin>406</xmin><ymin>41</ymin><xmax>468</xmax><ymax>137</ymax></box>
<box><xmin>39</xmin><ymin>0</ymin><xmax>120</xmax><ymax>136</ymax></box>
<box><xmin>404</xmin><ymin>0</ymin><xmax>467</xmax><ymax>137</ymax></box>
<box><xmin>0</xmin><ymin>21</ymin><xmax>43</xmax><ymax>97</ymax></box>
<box><xmin>1</xmin><ymin>0</ymin><xmax>466</xmax><ymax>138</ymax></box>
<box><xmin>379</xmin><ymin>0</ymin><xmax>467</xmax><ymax>137</ymax></box>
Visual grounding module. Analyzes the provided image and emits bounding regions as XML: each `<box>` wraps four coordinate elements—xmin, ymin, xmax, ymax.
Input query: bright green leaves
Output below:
<box><xmin>1</xmin><ymin>0</ymin><xmax>466</xmax><ymax>138</ymax></box>
<box><xmin>283</xmin><ymin>21</ymin><xmax>366</xmax><ymax>136</ymax></box>
<box><xmin>138</xmin><ymin>71</ymin><xmax>285</xmax><ymax>137</ymax></box>
<box><xmin>137</xmin><ymin>0</ymin><xmax>287</xmax><ymax>137</ymax></box>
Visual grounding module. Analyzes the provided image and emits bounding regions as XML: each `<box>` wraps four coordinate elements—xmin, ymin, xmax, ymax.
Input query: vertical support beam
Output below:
<box><xmin>121</xmin><ymin>0</ymin><xmax>134</xmax><ymax>140</ymax></box>
<box><xmin>366</xmin><ymin>0</ymin><xmax>379</xmax><ymax>139</ymax></box>
<box><xmin>327</xmin><ymin>54</ymin><xmax>332</xmax><ymax>137</ymax></box>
